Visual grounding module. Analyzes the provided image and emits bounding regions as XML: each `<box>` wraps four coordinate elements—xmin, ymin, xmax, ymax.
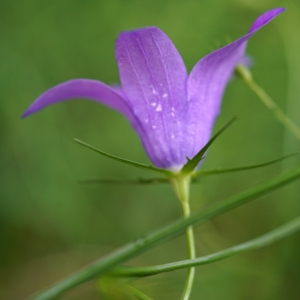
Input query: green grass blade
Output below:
<box><xmin>27</xmin><ymin>166</ymin><xmax>300</xmax><ymax>300</ymax></box>
<box><xmin>113</xmin><ymin>215</ymin><xmax>300</xmax><ymax>277</ymax></box>
<box><xmin>74</xmin><ymin>139</ymin><xmax>172</xmax><ymax>177</ymax></box>
<box><xmin>180</xmin><ymin>117</ymin><xmax>237</xmax><ymax>174</ymax></box>
<box><xmin>236</xmin><ymin>64</ymin><xmax>300</xmax><ymax>140</ymax></box>
<box><xmin>192</xmin><ymin>152</ymin><xmax>299</xmax><ymax>179</ymax></box>
<box><xmin>127</xmin><ymin>285</ymin><xmax>153</xmax><ymax>300</ymax></box>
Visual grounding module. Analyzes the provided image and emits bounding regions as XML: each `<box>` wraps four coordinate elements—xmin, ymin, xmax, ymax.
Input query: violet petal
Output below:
<box><xmin>116</xmin><ymin>27</ymin><xmax>188</xmax><ymax>169</ymax></box>
<box><xmin>185</xmin><ymin>8</ymin><xmax>285</xmax><ymax>159</ymax></box>
<box><xmin>22</xmin><ymin>79</ymin><xmax>133</xmax><ymax>119</ymax></box>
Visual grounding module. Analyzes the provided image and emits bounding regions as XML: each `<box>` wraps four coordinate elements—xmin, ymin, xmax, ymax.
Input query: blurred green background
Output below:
<box><xmin>1</xmin><ymin>0</ymin><xmax>300</xmax><ymax>299</ymax></box>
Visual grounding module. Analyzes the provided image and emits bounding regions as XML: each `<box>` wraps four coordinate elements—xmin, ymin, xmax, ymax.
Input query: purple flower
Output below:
<box><xmin>23</xmin><ymin>8</ymin><xmax>284</xmax><ymax>171</ymax></box>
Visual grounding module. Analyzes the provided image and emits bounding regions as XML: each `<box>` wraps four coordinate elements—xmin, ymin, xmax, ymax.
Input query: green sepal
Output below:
<box><xmin>192</xmin><ymin>152</ymin><xmax>300</xmax><ymax>180</ymax></box>
<box><xmin>74</xmin><ymin>139</ymin><xmax>173</xmax><ymax>177</ymax></box>
<box><xmin>79</xmin><ymin>177</ymin><xmax>169</xmax><ymax>185</ymax></box>
<box><xmin>180</xmin><ymin>117</ymin><xmax>237</xmax><ymax>174</ymax></box>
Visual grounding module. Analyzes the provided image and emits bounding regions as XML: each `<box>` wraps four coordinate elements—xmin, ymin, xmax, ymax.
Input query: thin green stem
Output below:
<box><xmin>26</xmin><ymin>167</ymin><xmax>300</xmax><ymax>300</ymax></box>
<box><xmin>112</xmin><ymin>215</ymin><xmax>300</xmax><ymax>277</ymax></box>
<box><xmin>236</xmin><ymin>64</ymin><xmax>300</xmax><ymax>140</ymax></box>
<box><xmin>181</xmin><ymin>202</ymin><xmax>196</xmax><ymax>300</ymax></box>
<box><xmin>127</xmin><ymin>285</ymin><xmax>153</xmax><ymax>300</ymax></box>
<box><xmin>171</xmin><ymin>175</ymin><xmax>196</xmax><ymax>300</ymax></box>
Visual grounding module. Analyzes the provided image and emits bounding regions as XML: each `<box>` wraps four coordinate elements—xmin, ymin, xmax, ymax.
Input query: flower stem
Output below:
<box><xmin>181</xmin><ymin>203</ymin><xmax>196</xmax><ymax>300</ymax></box>
<box><xmin>171</xmin><ymin>175</ymin><xmax>196</xmax><ymax>300</ymax></box>
<box><xmin>235</xmin><ymin>64</ymin><xmax>300</xmax><ymax>140</ymax></box>
<box><xmin>127</xmin><ymin>285</ymin><xmax>153</xmax><ymax>300</ymax></box>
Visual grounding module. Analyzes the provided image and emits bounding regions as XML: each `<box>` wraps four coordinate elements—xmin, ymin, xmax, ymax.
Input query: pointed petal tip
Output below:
<box><xmin>265</xmin><ymin>7</ymin><xmax>286</xmax><ymax>17</ymax></box>
<box><xmin>21</xmin><ymin>108</ymin><xmax>34</xmax><ymax>119</ymax></box>
<box><xmin>21</xmin><ymin>112</ymin><xmax>28</xmax><ymax>119</ymax></box>
<box><xmin>21</xmin><ymin>79</ymin><xmax>133</xmax><ymax>120</ymax></box>
<box><xmin>249</xmin><ymin>7</ymin><xmax>286</xmax><ymax>33</ymax></box>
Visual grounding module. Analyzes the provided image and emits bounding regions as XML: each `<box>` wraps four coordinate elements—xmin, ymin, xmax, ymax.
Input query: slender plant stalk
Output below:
<box><xmin>112</xmin><ymin>215</ymin><xmax>300</xmax><ymax>277</ymax></box>
<box><xmin>127</xmin><ymin>285</ymin><xmax>153</xmax><ymax>300</ymax></box>
<box><xmin>27</xmin><ymin>167</ymin><xmax>300</xmax><ymax>300</ymax></box>
<box><xmin>181</xmin><ymin>208</ymin><xmax>196</xmax><ymax>300</ymax></box>
<box><xmin>236</xmin><ymin>64</ymin><xmax>300</xmax><ymax>140</ymax></box>
<box><xmin>171</xmin><ymin>175</ymin><xmax>196</xmax><ymax>300</ymax></box>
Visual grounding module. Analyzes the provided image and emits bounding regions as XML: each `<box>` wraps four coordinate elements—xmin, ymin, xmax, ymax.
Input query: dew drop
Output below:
<box><xmin>162</xmin><ymin>93</ymin><xmax>168</xmax><ymax>99</ymax></box>
<box><xmin>152</xmin><ymin>125</ymin><xmax>157</xmax><ymax>129</ymax></box>
<box><xmin>151</xmin><ymin>102</ymin><xmax>156</xmax><ymax>107</ymax></box>
<box><xmin>151</xmin><ymin>86</ymin><xmax>157</xmax><ymax>95</ymax></box>
<box><xmin>156</xmin><ymin>104</ymin><xmax>162</xmax><ymax>112</ymax></box>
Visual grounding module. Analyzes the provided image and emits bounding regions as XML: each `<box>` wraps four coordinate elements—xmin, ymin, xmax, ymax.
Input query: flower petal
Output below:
<box><xmin>249</xmin><ymin>8</ymin><xmax>285</xmax><ymax>33</ymax></box>
<box><xmin>115</xmin><ymin>27</ymin><xmax>188</xmax><ymax>169</ymax></box>
<box><xmin>185</xmin><ymin>8</ymin><xmax>285</xmax><ymax>158</ymax></box>
<box><xmin>22</xmin><ymin>79</ymin><xmax>132</xmax><ymax>119</ymax></box>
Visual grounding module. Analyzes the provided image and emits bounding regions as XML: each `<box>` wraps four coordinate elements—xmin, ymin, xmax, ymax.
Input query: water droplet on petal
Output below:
<box><xmin>152</xmin><ymin>125</ymin><xmax>157</xmax><ymax>129</ymax></box>
<box><xmin>162</xmin><ymin>93</ymin><xmax>168</xmax><ymax>99</ymax></box>
<box><xmin>151</xmin><ymin>102</ymin><xmax>156</xmax><ymax>107</ymax></box>
<box><xmin>156</xmin><ymin>104</ymin><xmax>162</xmax><ymax>112</ymax></box>
<box><xmin>151</xmin><ymin>86</ymin><xmax>157</xmax><ymax>95</ymax></box>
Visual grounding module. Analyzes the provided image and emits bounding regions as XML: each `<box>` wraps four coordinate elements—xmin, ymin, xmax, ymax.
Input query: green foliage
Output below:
<box><xmin>27</xmin><ymin>166</ymin><xmax>300</xmax><ymax>300</ymax></box>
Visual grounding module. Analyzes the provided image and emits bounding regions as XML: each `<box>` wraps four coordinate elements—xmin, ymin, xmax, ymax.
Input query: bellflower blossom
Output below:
<box><xmin>23</xmin><ymin>8</ymin><xmax>284</xmax><ymax>171</ymax></box>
